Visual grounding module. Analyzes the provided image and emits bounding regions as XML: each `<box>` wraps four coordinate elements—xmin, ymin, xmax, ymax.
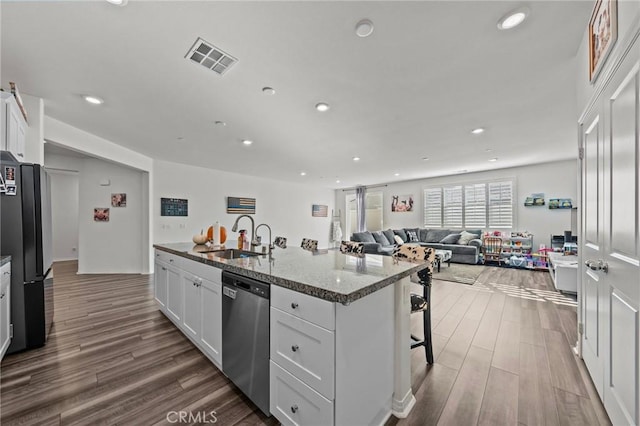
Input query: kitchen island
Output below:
<box><xmin>154</xmin><ymin>243</ymin><xmax>428</xmax><ymax>425</ymax></box>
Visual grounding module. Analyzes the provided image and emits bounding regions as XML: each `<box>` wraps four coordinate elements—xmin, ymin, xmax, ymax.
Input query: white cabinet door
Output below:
<box><xmin>154</xmin><ymin>259</ymin><xmax>168</xmax><ymax>310</ymax></box>
<box><xmin>182</xmin><ymin>272</ymin><xmax>202</xmax><ymax>340</ymax></box>
<box><xmin>200</xmin><ymin>277</ymin><xmax>222</xmax><ymax>366</ymax></box>
<box><xmin>6</xmin><ymin>100</ymin><xmax>25</xmax><ymax>160</ymax></box>
<box><xmin>0</xmin><ymin>263</ymin><xmax>11</xmax><ymax>360</ymax></box>
<box><xmin>166</xmin><ymin>265</ymin><xmax>182</xmax><ymax>323</ymax></box>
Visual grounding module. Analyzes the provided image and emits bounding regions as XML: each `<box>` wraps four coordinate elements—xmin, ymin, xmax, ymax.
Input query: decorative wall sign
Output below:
<box><xmin>548</xmin><ymin>198</ymin><xmax>573</xmax><ymax>209</ymax></box>
<box><xmin>111</xmin><ymin>193</ymin><xmax>127</xmax><ymax>207</ymax></box>
<box><xmin>589</xmin><ymin>0</ymin><xmax>617</xmax><ymax>82</ymax></box>
<box><xmin>227</xmin><ymin>197</ymin><xmax>256</xmax><ymax>214</ymax></box>
<box><xmin>94</xmin><ymin>208</ymin><xmax>110</xmax><ymax>222</ymax></box>
<box><xmin>312</xmin><ymin>204</ymin><xmax>328</xmax><ymax>217</ymax></box>
<box><xmin>391</xmin><ymin>194</ymin><xmax>414</xmax><ymax>212</ymax></box>
<box><xmin>161</xmin><ymin>198</ymin><xmax>188</xmax><ymax>216</ymax></box>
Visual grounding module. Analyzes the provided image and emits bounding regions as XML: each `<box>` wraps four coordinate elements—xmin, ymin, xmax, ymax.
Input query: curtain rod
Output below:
<box><xmin>341</xmin><ymin>184</ymin><xmax>388</xmax><ymax>192</ymax></box>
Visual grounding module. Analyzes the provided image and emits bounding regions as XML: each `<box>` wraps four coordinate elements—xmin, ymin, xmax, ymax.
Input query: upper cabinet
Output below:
<box><xmin>1</xmin><ymin>92</ymin><xmax>27</xmax><ymax>161</ymax></box>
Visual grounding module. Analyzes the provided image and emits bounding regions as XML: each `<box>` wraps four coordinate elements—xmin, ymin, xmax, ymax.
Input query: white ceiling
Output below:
<box><xmin>1</xmin><ymin>1</ymin><xmax>591</xmax><ymax>189</ymax></box>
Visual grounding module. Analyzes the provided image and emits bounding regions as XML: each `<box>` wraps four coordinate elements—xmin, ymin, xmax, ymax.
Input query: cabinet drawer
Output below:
<box><xmin>271</xmin><ymin>307</ymin><xmax>335</xmax><ymax>399</ymax></box>
<box><xmin>181</xmin><ymin>258</ymin><xmax>222</xmax><ymax>283</ymax></box>
<box><xmin>271</xmin><ymin>285</ymin><xmax>335</xmax><ymax>331</ymax></box>
<box><xmin>270</xmin><ymin>361</ymin><xmax>333</xmax><ymax>426</ymax></box>
<box><xmin>155</xmin><ymin>250</ymin><xmax>182</xmax><ymax>269</ymax></box>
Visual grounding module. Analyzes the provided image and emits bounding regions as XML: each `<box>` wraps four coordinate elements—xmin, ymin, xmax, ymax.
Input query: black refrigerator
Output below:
<box><xmin>0</xmin><ymin>151</ymin><xmax>53</xmax><ymax>353</ymax></box>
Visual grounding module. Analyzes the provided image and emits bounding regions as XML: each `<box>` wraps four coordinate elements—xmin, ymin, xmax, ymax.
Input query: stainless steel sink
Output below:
<box><xmin>201</xmin><ymin>249</ymin><xmax>261</xmax><ymax>259</ymax></box>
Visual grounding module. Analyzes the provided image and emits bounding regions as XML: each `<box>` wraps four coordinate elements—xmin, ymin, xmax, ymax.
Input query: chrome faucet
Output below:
<box><xmin>231</xmin><ymin>215</ymin><xmax>257</xmax><ymax>251</ymax></box>
<box><xmin>255</xmin><ymin>223</ymin><xmax>273</xmax><ymax>255</ymax></box>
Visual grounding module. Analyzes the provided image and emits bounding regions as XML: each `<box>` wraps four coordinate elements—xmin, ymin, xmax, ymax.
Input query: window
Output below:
<box><xmin>423</xmin><ymin>180</ymin><xmax>514</xmax><ymax>229</ymax></box>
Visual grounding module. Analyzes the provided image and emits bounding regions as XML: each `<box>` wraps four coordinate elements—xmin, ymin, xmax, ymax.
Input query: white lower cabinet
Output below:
<box><xmin>270</xmin><ymin>361</ymin><xmax>333</xmax><ymax>426</ymax></box>
<box><xmin>153</xmin><ymin>250</ymin><xmax>222</xmax><ymax>368</ymax></box>
<box><xmin>0</xmin><ymin>262</ymin><xmax>11</xmax><ymax>361</ymax></box>
<box><xmin>153</xmin><ymin>259</ymin><xmax>168</xmax><ymax>309</ymax></box>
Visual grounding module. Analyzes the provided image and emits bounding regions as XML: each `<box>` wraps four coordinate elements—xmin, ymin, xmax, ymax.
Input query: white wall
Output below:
<box><xmin>153</xmin><ymin>160</ymin><xmax>335</xmax><ymax>249</ymax></box>
<box><xmin>45</xmin><ymin>153</ymin><xmax>147</xmax><ymax>274</ymax></box>
<box><xmin>335</xmin><ymin>160</ymin><xmax>578</xmax><ymax>250</ymax></box>
<box><xmin>49</xmin><ymin>170</ymin><xmax>79</xmax><ymax>261</ymax></box>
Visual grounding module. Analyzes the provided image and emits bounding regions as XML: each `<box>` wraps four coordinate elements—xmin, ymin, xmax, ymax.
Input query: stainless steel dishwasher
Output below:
<box><xmin>221</xmin><ymin>271</ymin><xmax>270</xmax><ymax>416</ymax></box>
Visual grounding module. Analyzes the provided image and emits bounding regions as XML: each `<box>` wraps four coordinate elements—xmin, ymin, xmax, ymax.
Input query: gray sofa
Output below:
<box><xmin>350</xmin><ymin>228</ymin><xmax>483</xmax><ymax>264</ymax></box>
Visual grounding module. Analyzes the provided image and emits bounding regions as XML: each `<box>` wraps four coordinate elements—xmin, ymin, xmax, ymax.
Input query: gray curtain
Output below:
<box><xmin>355</xmin><ymin>186</ymin><xmax>366</xmax><ymax>232</ymax></box>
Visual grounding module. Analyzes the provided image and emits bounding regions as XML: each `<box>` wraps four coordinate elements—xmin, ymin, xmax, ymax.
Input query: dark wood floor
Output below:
<box><xmin>0</xmin><ymin>262</ymin><xmax>609</xmax><ymax>425</ymax></box>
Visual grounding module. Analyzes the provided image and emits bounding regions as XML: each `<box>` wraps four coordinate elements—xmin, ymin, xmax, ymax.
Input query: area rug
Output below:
<box><xmin>433</xmin><ymin>263</ymin><xmax>485</xmax><ymax>285</ymax></box>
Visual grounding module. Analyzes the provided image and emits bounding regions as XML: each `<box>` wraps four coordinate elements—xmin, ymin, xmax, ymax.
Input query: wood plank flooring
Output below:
<box><xmin>0</xmin><ymin>262</ymin><xmax>609</xmax><ymax>425</ymax></box>
<box><xmin>1</xmin><ymin>261</ymin><xmax>276</xmax><ymax>426</ymax></box>
<box><xmin>391</xmin><ymin>266</ymin><xmax>610</xmax><ymax>426</ymax></box>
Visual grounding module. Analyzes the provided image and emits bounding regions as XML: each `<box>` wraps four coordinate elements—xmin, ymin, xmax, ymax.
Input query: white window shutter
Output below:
<box><xmin>443</xmin><ymin>186</ymin><xmax>463</xmax><ymax>228</ymax></box>
<box><xmin>488</xmin><ymin>181</ymin><xmax>513</xmax><ymax>228</ymax></box>
<box><xmin>424</xmin><ymin>188</ymin><xmax>442</xmax><ymax>227</ymax></box>
<box><xmin>464</xmin><ymin>183</ymin><xmax>487</xmax><ymax>227</ymax></box>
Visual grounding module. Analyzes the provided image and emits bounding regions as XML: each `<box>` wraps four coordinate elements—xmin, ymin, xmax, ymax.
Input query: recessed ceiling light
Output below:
<box><xmin>315</xmin><ymin>102</ymin><xmax>330</xmax><ymax>112</ymax></box>
<box><xmin>355</xmin><ymin>19</ymin><xmax>374</xmax><ymax>37</ymax></box>
<box><xmin>242</xmin><ymin>139</ymin><xmax>253</xmax><ymax>146</ymax></box>
<box><xmin>177</xmin><ymin>137</ymin><xmax>185</xmax><ymax>141</ymax></box>
<box><xmin>471</xmin><ymin>127</ymin><xmax>485</xmax><ymax>134</ymax></box>
<box><xmin>352</xmin><ymin>157</ymin><xmax>360</xmax><ymax>161</ymax></box>
<box><xmin>300</xmin><ymin>172</ymin><xmax>307</xmax><ymax>176</ymax></box>
<box><xmin>497</xmin><ymin>8</ymin><xmax>529</xmax><ymax>30</ymax></box>
<box><xmin>336</xmin><ymin>179</ymin><xmax>341</xmax><ymax>183</ymax></box>
<box><xmin>485</xmin><ymin>148</ymin><xmax>493</xmax><ymax>152</ymax></box>
<box><xmin>394</xmin><ymin>173</ymin><xmax>400</xmax><ymax>177</ymax></box>
<box><xmin>422</xmin><ymin>157</ymin><xmax>430</xmax><ymax>161</ymax></box>
<box><xmin>105</xmin><ymin>0</ymin><xmax>128</xmax><ymax>5</ymax></box>
<box><xmin>489</xmin><ymin>158</ymin><xmax>498</xmax><ymax>162</ymax></box>
<box><xmin>262</xmin><ymin>87</ymin><xmax>275</xmax><ymax>95</ymax></box>
<box><xmin>83</xmin><ymin>95</ymin><xmax>104</xmax><ymax>105</ymax></box>
<box><xmin>214</xmin><ymin>120</ymin><xmax>226</xmax><ymax>126</ymax></box>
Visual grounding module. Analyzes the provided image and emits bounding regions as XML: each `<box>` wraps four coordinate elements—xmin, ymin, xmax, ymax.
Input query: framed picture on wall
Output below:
<box><xmin>94</xmin><ymin>208</ymin><xmax>110</xmax><ymax>222</ymax></box>
<box><xmin>391</xmin><ymin>195</ymin><xmax>414</xmax><ymax>212</ymax></box>
<box><xmin>111</xmin><ymin>193</ymin><xmax>126</xmax><ymax>207</ymax></box>
<box><xmin>589</xmin><ymin>0</ymin><xmax>617</xmax><ymax>82</ymax></box>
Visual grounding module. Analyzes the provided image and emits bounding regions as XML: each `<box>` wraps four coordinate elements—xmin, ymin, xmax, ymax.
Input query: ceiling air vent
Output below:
<box><xmin>185</xmin><ymin>37</ymin><xmax>237</xmax><ymax>76</ymax></box>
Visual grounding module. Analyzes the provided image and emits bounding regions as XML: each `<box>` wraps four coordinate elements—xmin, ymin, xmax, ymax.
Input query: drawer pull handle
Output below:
<box><xmin>156</xmin><ymin>254</ymin><xmax>160</xmax><ymax>257</ymax></box>
<box><xmin>291</xmin><ymin>405</ymin><xmax>298</xmax><ymax>414</ymax></box>
<box><xmin>0</xmin><ymin>293</ymin><xmax>4</xmax><ymax>299</ymax></box>
<box><xmin>169</xmin><ymin>259</ymin><xmax>174</xmax><ymax>263</ymax></box>
<box><xmin>291</xmin><ymin>345</ymin><xmax>299</xmax><ymax>352</ymax></box>
<box><xmin>291</xmin><ymin>302</ymin><xmax>298</xmax><ymax>309</ymax></box>
<box><xmin>162</xmin><ymin>267</ymin><xmax>167</xmax><ymax>271</ymax></box>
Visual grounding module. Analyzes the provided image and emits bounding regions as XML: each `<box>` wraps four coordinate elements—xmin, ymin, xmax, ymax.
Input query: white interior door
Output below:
<box><xmin>581</xmin><ymin>108</ymin><xmax>604</xmax><ymax>398</ymax></box>
<box><xmin>581</xmin><ymin>42</ymin><xmax>640</xmax><ymax>426</ymax></box>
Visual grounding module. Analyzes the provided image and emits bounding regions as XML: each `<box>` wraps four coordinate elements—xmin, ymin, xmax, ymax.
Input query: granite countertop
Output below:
<box><xmin>0</xmin><ymin>256</ymin><xmax>11</xmax><ymax>267</ymax></box>
<box><xmin>154</xmin><ymin>242</ymin><xmax>428</xmax><ymax>304</ymax></box>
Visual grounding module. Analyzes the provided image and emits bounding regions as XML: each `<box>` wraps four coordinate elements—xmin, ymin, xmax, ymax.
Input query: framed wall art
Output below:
<box><xmin>227</xmin><ymin>197</ymin><xmax>256</xmax><ymax>214</ymax></box>
<box><xmin>589</xmin><ymin>0</ymin><xmax>617</xmax><ymax>82</ymax></box>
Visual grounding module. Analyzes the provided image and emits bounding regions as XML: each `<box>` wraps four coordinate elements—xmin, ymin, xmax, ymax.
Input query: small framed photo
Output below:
<box><xmin>111</xmin><ymin>193</ymin><xmax>127</xmax><ymax>207</ymax></box>
<box><xmin>94</xmin><ymin>208</ymin><xmax>110</xmax><ymax>222</ymax></box>
<box><xmin>589</xmin><ymin>0</ymin><xmax>617</xmax><ymax>82</ymax></box>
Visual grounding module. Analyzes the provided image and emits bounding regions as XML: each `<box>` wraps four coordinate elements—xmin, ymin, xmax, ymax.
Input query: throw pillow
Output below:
<box><xmin>383</xmin><ymin>229</ymin><xmax>396</xmax><ymax>245</ymax></box>
<box><xmin>458</xmin><ymin>230</ymin><xmax>480</xmax><ymax>245</ymax></box>
<box><xmin>372</xmin><ymin>231</ymin><xmax>390</xmax><ymax>245</ymax></box>
<box><xmin>440</xmin><ymin>233</ymin><xmax>461</xmax><ymax>244</ymax></box>
<box><xmin>394</xmin><ymin>235</ymin><xmax>405</xmax><ymax>245</ymax></box>
<box><xmin>406</xmin><ymin>230</ymin><xmax>419</xmax><ymax>242</ymax></box>
<box><xmin>393</xmin><ymin>229</ymin><xmax>408</xmax><ymax>243</ymax></box>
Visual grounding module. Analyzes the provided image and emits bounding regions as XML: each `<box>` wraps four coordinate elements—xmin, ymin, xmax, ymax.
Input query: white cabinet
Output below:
<box><xmin>165</xmin><ymin>265</ymin><xmax>182</xmax><ymax>323</ymax></box>
<box><xmin>153</xmin><ymin>259</ymin><xmax>168</xmax><ymax>309</ymax></box>
<box><xmin>1</xmin><ymin>92</ymin><xmax>26</xmax><ymax>160</ymax></box>
<box><xmin>153</xmin><ymin>249</ymin><xmax>222</xmax><ymax>367</ymax></box>
<box><xmin>270</xmin><ymin>284</ymin><xmax>395</xmax><ymax>426</ymax></box>
<box><xmin>0</xmin><ymin>261</ymin><xmax>12</xmax><ymax>360</ymax></box>
<box><xmin>199</xmin><ymin>277</ymin><xmax>222</xmax><ymax>366</ymax></box>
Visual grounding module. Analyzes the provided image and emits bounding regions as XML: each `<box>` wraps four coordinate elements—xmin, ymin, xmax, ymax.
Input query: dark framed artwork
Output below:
<box><xmin>589</xmin><ymin>0</ymin><xmax>617</xmax><ymax>82</ymax></box>
<box><xmin>161</xmin><ymin>198</ymin><xmax>188</xmax><ymax>216</ymax></box>
<box><xmin>111</xmin><ymin>193</ymin><xmax>127</xmax><ymax>207</ymax></box>
<box><xmin>94</xmin><ymin>208</ymin><xmax>110</xmax><ymax>222</ymax></box>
